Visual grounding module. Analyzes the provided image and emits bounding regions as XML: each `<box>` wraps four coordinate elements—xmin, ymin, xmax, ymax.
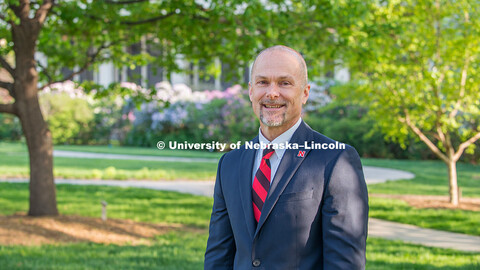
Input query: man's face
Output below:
<box><xmin>249</xmin><ymin>50</ymin><xmax>310</xmax><ymax>134</ymax></box>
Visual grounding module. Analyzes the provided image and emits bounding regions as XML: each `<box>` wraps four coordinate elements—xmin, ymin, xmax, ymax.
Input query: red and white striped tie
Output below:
<box><xmin>252</xmin><ymin>148</ymin><xmax>275</xmax><ymax>223</ymax></box>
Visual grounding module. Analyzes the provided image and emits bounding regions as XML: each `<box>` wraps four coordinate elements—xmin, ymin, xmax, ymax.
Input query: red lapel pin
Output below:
<box><xmin>297</xmin><ymin>150</ymin><xmax>306</xmax><ymax>158</ymax></box>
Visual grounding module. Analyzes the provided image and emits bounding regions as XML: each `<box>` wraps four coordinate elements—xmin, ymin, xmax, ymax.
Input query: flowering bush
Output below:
<box><xmin>40</xmin><ymin>82</ymin><xmax>95</xmax><ymax>144</ymax></box>
<box><xmin>125</xmin><ymin>82</ymin><xmax>258</xmax><ymax>147</ymax></box>
<box><xmin>9</xmin><ymin>80</ymin><xmax>258</xmax><ymax>148</ymax></box>
<box><xmin>40</xmin><ymin>81</ymin><xmax>129</xmax><ymax>145</ymax></box>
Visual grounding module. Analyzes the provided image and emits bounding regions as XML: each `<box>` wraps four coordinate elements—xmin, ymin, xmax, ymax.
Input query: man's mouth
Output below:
<box><xmin>262</xmin><ymin>103</ymin><xmax>285</xmax><ymax>109</ymax></box>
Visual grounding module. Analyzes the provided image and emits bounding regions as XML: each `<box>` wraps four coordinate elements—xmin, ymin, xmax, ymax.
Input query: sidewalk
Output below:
<box><xmin>53</xmin><ymin>150</ymin><xmax>415</xmax><ymax>184</ymax></box>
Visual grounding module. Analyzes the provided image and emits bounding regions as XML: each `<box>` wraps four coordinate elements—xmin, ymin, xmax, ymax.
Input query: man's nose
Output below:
<box><xmin>265</xmin><ymin>83</ymin><xmax>280</xmax><ymax>99</ymax></box>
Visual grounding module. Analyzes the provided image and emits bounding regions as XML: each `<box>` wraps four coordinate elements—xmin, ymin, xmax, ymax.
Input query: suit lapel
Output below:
<box><xmin>238</xmin><ymin>136</ymin><xmax>258</xmax><ymax>239</ymax></box>
<box><xmin>254</xmin><ymin>121</ymin><xmax>314</xmax><ymax>238</ymax></box>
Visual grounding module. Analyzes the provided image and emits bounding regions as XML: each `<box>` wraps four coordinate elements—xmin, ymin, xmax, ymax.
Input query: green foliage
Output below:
<box><xmin>0</xmin><ymin>113</ymin><xmax>22</xmax><ymax>141</ymax></box>
<box><xmin>125</xmin><ymin>85</ymin><xmax>258</xmax><ymax>147</ymax></box>
<box><xmin>0</xmin><ymin>0</ymin><xmax>297</xmax><ymax>86</ymax></box>
<box><xmin>303</xmin><ymin>102</ymin><xmax>441</xmax><ymax>159</ymax></box>
<box><xmin>337</xmin><ymin>0</ymin><xmax>480</xmax><ymax>154</ymax></box>
<box><xmin>40</xmin><ymin>93</ymin><xmax>94</xmax><ymax>144</ymax></box>
<box><xmin>305</xmin><ymin>103</ymin><xmax>399</xmax><ymax>158</ymax></box>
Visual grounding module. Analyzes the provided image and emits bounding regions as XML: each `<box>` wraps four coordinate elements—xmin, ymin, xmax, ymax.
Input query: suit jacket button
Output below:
<box><xmin>252</xmin><ymin>259</ymin><xmax>261</xmax><ymax>267</ymax></box>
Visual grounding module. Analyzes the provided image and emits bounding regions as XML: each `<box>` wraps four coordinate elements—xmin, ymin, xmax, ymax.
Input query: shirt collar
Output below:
<box><xmin>258</xmin><ymin>117</ymin><xmax>302</xmax><ymax>158</ymax></box>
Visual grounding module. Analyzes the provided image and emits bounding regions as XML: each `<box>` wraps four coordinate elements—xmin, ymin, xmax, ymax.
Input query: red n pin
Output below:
<box><xmin>297</xmin><ymin>150</ymin><xmax>306</xmax><ymax>158</ymax></box>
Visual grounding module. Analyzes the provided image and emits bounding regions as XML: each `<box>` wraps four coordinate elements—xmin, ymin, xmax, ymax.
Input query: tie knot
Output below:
<box><xmin>262</xmin><ymin>147</ymin><xmax>275</xmax><ymax>160</ymax></box>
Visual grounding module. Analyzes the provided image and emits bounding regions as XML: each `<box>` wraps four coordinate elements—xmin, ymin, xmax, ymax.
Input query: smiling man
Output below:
<box><xmin>204</xmin><ymin>45</ymin><xmax>369</xmax><ymax>270</ymax></box>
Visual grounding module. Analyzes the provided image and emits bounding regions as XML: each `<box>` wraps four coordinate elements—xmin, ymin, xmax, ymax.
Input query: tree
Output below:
<box><xmin>0</xmin><ymin>0</ymin><xmax>287</xmax><ymax>216</ymax></box>
<box><xmin>0</xmin><ymin>0</ymin><xmax>379</xmax><ymax>216</ymax></box>
<box><xmin>341</xmin><ymin>0</ymin><xmax>480</xmax><ymax>205</ymax></box>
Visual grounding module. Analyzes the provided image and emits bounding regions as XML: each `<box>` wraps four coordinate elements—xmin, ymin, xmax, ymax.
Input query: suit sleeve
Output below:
<box><xmin>322</xmin><ymin>146</ymin><xmax>369</xmax><ymax>270</ymax></box>
<box><xmin>204</xmin><ymin>154</ymin><xmax>236</xmax><ymax>270</ymax></box>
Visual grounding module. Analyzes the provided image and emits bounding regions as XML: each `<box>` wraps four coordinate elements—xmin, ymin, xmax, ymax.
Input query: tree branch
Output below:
<box><xmin>121</xmin><ymin>12</ymin><xmax>176</xmax><ymax>25</ymax></box>
<box><xmin>10</xmin><ymin>0</ymin><xmax>31</xmax><ymax>20</ymax></box>
<box><xmin>34</xmin><ymin>0</ymin><xmax>54</xmax><ymax>25</ymax></box>
<box><xmin>37</xmin><ymin>61</ymin><xmax>53</xmax><ymax>83</ymax></box>
<box><xmin>103</xmin><ymin>0</ymin><xmax>148</xmax><ymax>4</ymax></box>
<box><xmin>453</xmin><ymin>131</ymin><xmax>480</xmax><ymax>162</ymax></box>
<box><xmin>0</xmin><ymin>103</ymin><xmax>17</xmax><ymax>115</ymax></box>
<box><xmin>0</xmin><ymin>13</ymin><xmax>8</xmax><ymax>22</ymax></box>
<box><xmin>450</xmin><ymin>57</ymin><xmax>469</xmax><ymax>119</ymax></box>
<box><xmin>39</xmin><ymin>41</ymin><xmax>116</xmax><ymax>89</ymax></box>
<box><xmin>402</xmin><ymin>110</ymin><xmax>449</xmax><ymax>163</ymax></box>
<box><xmin>0</xmin><ymin>81</ymin><xmax>14</xmax><ymax>98</ymax></box>
<box><xmin>0</xmin><ymin>56</ymin><xmax>15</xmax><ymax>77</ymax></box>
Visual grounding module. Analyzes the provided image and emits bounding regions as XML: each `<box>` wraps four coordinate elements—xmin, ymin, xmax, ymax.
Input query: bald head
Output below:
<box><xmin>251</xmin><ymin>45</ymin><xmax>308</xmax><ymax>87</ymax></box>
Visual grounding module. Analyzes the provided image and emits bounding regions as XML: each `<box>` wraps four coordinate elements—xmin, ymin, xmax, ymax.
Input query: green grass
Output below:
<box><xmin>0</xmin><ymin>232</ymin><xmax>209</xmax><ymax>270</ymax></box>
<box><xmin>1</xmin><ymin>142</ymin><xmax>479</xmax><ymax>237</ymax></box>
<box><xmin>370</xmin><ymin>197</ymin><xmax>480</xmax><ymax>236</ymax></box>
<box><xmin>0</xmin><ymin>236</ymin><xmax>478</xmax><ymax>269</ymax></box>
<box><xmin>0</xmin><ymin>183</ymin><xmax>213</xmax><ymax>228</ymax></box>
<box><xmin>366</xmin><ymin>238</ymin><xmax>480</xmax><ymax>269</ymax></box>
<box><xmin>0</xmin><ymin>183</ymin><xmax>478</xmax><ymax>269</ymax></box>
<box><xmin>1</xmin><ymin>141</ymin><xmax>224</xmax><ymax>159</ymax></box>
<box><xmin>363</xmin><ymin>158</ymin><xmax>480</xmax><ymax>197</ymax></box>
<box><xmin>363</xmin><ymin>159</ymin><xmax>480</xmax><ymax>236</ymax></box>
<box><xmin>0</xmin><ymin>147</ymin><xmax>218</xmax><ymax>181</ymax></box>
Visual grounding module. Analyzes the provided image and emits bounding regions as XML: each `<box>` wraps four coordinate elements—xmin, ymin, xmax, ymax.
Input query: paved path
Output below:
<box><xmin>53</xmin><ymin>150</ymin><xmax>415</xmax><ymax>183</ymax></box>
<box><xmin>53</xmin><ymin>150</ymin><xmax>218</xmax><ymax>163</ymax></box>
<box><xmin>368</xmin><ymin>218</ymin><xmax>480</xmax><ymax>252</ymax></box>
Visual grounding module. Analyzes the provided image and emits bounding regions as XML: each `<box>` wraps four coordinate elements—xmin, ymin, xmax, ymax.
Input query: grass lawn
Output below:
<box><xmin>363</xmin><ymin>158</ymin><xmax>480</xmax><ymax>198</ymax></box>
<box><xmin>1</xmin><ymin>237</ymin><xmax>478</xmax><ymax>270</ymax></box>
<box><xmin>0</xmin><ymin>183</ymin><xmax>478</xmax><ymax>269</ymax></box>
<box><xmin>1</xmin><ymin>142</ymin><xmax>479</xmax><ymax>235</ymax></box>
<box><xmin>370</xmin><ymin>197</ymin><xmax>480</xmax><ymax>236</ymax></box>
<box><xmin>0</xmin><ymin>232</ymin><xmax>209</xmax><ymax>270</ymax></box>
<box><xmin>2</xmin><ymin>141</ymin><xmax>224</xmax><ymax>159</ymax></box>
<box><xmin>0</xmin><ymin>142</ymin><xmax>218</xmax><ymax>180</ymax></box>
<box><xmin>0</xmin><ymin>183</ymin><xmax>213</xmax><ymax>228</ymax></box>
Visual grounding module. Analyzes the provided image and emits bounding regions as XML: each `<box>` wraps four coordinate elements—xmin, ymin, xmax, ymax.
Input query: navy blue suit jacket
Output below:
<box><xmin>204</xmin><ymin>121</ymin><xmax>368</xmax><ymax>269</ymax></box>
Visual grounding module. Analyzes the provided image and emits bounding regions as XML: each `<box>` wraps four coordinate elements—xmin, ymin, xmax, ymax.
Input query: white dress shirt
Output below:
<box><xmin>252</xmin><ymin>117</ymin><xmax>302</xmax><ymax>184</ymax></box>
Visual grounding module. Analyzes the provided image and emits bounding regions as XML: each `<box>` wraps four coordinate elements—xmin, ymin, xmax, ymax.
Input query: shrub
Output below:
<box><xmin>125</xmin><ymin>83</ymin><xmax>258</xmax><ymax>148</ymax></box>
<box><xmin>0</xmin><ymin>113</ymin><xmax>23</xmax><ymax>141</ymax></box>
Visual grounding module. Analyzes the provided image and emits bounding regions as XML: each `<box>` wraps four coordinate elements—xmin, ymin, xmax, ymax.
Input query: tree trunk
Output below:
<box><xmin>17</xmin><ymin>97</ymin><xmax>58</xmax><ymax>216</ymax></box>
<box><xmin>12</xmin><ymin>18</ymin><xmax>58</xmax><ymax>216</ymax></box>
<box><xmin>446</xmin><ymin>160</ymin><xmax>459</xmax><ymax>206</ymax></box>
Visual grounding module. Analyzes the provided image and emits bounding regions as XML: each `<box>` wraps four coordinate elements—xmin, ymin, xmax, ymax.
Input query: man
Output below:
<box><xmin>204</xmin><ymin>45</ymin><xmax>368</xmax><ymax>269</ymax></box>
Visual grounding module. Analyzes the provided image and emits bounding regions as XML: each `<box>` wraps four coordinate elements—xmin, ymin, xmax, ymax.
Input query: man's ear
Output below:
<box><xmin>248</xmin><ymin>82</ymin><xmax>253</xmax><ymax>102</ymax></box>
<box><xmin>302</xmin><ymin>84</ymin><xmax>310</xmax><ymax>104</ymax></box>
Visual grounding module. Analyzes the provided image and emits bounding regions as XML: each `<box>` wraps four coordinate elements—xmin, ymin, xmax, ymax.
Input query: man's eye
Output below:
<box><xmin>281</xmin><ymin>81</ymin><xmax>292</xmax><ymax>86</ymax></box>
<box><xmin>257</xmin><ymin>81</ymin><xmax>268</xmax><ymax>85</ymax></box>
